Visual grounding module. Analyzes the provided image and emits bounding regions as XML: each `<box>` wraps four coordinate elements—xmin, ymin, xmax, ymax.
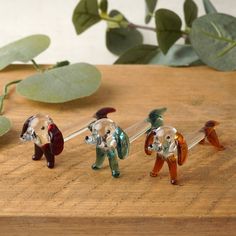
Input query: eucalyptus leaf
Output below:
<box><xmin>0</xmin><ymin>34</ymin><xmax>50</xmax><ymax>70</ymax></box>
<box><xmin>115</xmin><ymin>44</ymin><xmax>201</xmax><ymax>66</ymax></box>
<box><xmin>99</xmin><ymin>0</ymin><xmax>108</xmax><ymax>13</ymax></box>
<box><xmin>72</xmin><ymin>0</ymin><xmax>101</xmax><ymax>34</ymax></box>
<box><xmin>155</xmin><ymin>9</ymin><xmax>182</xmax><ymax>54</ymax></box>
<box><xmin>184</xmin><ymin>0</ymin><xmax>198</xmax><ymax>27</ymax></box>
<box><xmin>17</xmin><ymin>63</ymin><xmax>101</xmax><ymax>103</ymax></box>
<box><xmin>106</xmin><ymin>10</ymin><xmax>143</xmax><ymax>55</ymax></box>
<box><xmin>145</xmin><ymin>0</ymin><xmax>158</xmax><ymax>24</ymax></box>
<box><xmin>190</xmin><ymin>13</ymin><xmax>236</xmax><ymax>71</ymax></box>
<box><xmin>114</xmin><ymin>45</ymin><xmax>158</xmax><ymax>64</ymax></box>
<box><xmin>203</xmin><ymin>0</ymin><xmax>217</xmax><ymax>14</ymax></box>
<box><xmin>149</xmin><ymin>44</ymin><xmax>201</xmax><ymax>66</ymax></box>
<box><xmin>0</xmin><ymin>116</ymin><xmax>11</xmax><ymax>136</ymax></box>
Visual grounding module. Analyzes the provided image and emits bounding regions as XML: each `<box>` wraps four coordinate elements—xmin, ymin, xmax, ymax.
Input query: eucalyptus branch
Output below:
<box><xmin>128</xmin><ymin>23</ymin><xmax>156</xmax><ymax>32</ymax></box>
<box><xmin>146</xmin><ymin>12</ymin><xmax>155</xmax><ymax>18</ymax></box>
<box><xmin>31</xmin><ymin>59</ymin><xmax>43</xmax><ymax>72</ymax></box>
<box><xmin>0</xmin><ymin>80</ymin><xmax>22</xmax><ymax>114</ymax></box>
<box><xmin>100</xmin><ymin>14</ymin><xmax>156</xmax><ymax>32</ymax></box>
<box><xmin>100</xmin><ymin>14</ymin><xmax>121</xmax><ymax>23</ymax></box>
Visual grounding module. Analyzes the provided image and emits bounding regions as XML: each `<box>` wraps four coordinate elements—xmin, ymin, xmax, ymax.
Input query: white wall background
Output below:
<box><xmin>0</xmin><ymin>0</ymin><xmax>234</xmax><ymax>64</ymax></box>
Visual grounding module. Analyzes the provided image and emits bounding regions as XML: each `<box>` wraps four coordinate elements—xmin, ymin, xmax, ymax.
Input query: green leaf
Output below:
<box><xmin>114</xmin><ymin>45</ymin><xmax>158</xmax><ymax>64</ymax></box>
<box><xmin>145</xmin><ymin>0</ymin><xmax>158</xmax><ymax>24</ymax></box>
<box><xmin>203</xmin><ymin>0</ymin><xmax>217</xmax><ymax>14</ymax></box>
<box><xmin>184</xmin><ymin>0</ymin><xmax>198</xmax><ymax>27</ymax></box>
<box><xmin>190</xmin><ymin>13</ymin><xmax>236</xmax><ymax>71</ymax></box>
<box><xmin>149</xmin><ymin>44</ymin><xmax>202</xmax><ymax>66</ymax></box>
<box><xmin>106</xmin><ymin>10</ymin><xmax>143</xmax><ymax>55</ymax></box>
<box><xmin>72</xmin><ymin>0</ymin><xmax>101</xmax><ymax>34</ymax></box>
<box><xmin>155</xmin><ymin>9</ymin><xmax>182</xmax><ymax>54</ymax></box>
<box><xmin>115</xmin><ymin>44</ymin><xmax>201</xmax><ymax>66</ymax></box>
<box><xmin>0</xmin><ymin>116</ymin><xmax>11</xmax><ymax>136</ymax></box>
<box><xmin>99</xmin><ymin>0</ymin><xmax>108</xmax><ymax>13</ymax></box>
<box><xmin>17</xmin><ymin>63</ymin><xmax>101</xmax><ymax>103</ymax></box>
<box><xmin>106</xmin><ymin>28</ymin><xmax>143</xmax><ymax>55</ymax></box>
<box><xmin>0</xmin><ymin>34</ymin><xmax>50</xmax><ymax>71</ymax></box>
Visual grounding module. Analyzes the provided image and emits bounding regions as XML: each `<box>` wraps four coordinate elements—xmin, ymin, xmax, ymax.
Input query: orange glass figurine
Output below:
<box><xmin>145</xmin><ymin>120</ymin><xmax>224</xmax><ymax>184</ymax></box>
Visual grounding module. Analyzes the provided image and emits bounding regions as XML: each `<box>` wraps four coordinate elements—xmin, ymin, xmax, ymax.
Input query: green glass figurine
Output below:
<box><xmin>85</xmin><ymin>107</ymin><xmax>167</xmax><ymax>177</ymax></box>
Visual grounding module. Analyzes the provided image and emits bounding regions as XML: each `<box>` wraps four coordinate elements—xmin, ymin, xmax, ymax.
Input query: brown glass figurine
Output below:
<box><xmin>20</xmin><ymin>114</ymin><xmax>64</xmax><ymax>168</ymax></box>
<box><xmin>145</xmin><ymin>120</ymin><xmax>225</xmax><ymax>184</ymax></box>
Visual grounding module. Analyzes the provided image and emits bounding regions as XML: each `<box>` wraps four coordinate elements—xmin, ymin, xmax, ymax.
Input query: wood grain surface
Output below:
<box><xmin>0</xmin><ymin>65</ymin><xmax>235</xmax><ymax>235</ymax></box>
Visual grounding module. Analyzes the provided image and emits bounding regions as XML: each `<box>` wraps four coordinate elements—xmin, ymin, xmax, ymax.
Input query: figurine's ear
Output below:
<box><xmin>46</xmin><ymin>115</ymin><xmax>54</xmax><ymax>124</ymax></box>
<box><xmin>144</xmin><ymin>130</ymin><xmax>155</xmax><ymax>155</ymax></box>
<box><xmin>114</xmin><ymin>127</ymin><xmax>130</xmax><ymax>160</ymax></box>
<box><xmin>48</xmin><ymin>124</ymin><xmax>64</xmax><ymax>155</ymax></box>
<box><xmin>20</xmin><ymin>116</ymin><xmax>34</xmax><ymax>137</ymax></box>
<box><xmin>175</xmin><ymin>132</ymin><xmax>188</xmax><ymax>166</ymax></box>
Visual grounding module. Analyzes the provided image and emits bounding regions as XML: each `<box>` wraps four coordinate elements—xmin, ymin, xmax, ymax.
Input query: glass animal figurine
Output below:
<box><xmin>85</xmin><ymin>107</ymin><xmax>167</xmax><ymax>177</ymax></box>
<box><xmin>20</xmin><ymin>114</ymin><xmax>64</xmax><ymax>168</ymax></box>
<box><xmin>145</xmin><ymin>120</ymin><xmax>225</xmax><ymax>184</ymax></box>
<box><xmin>20</xmin><ymin>113</ymin><xmax>96</xmax><ymax>168</ymax></box>
<box><xmin>20</xmin><ymin>107</ymin><xmax>166</xmax><ymax>170</ymax></box>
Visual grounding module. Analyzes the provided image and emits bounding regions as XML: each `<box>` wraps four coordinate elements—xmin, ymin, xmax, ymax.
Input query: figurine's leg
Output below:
<box><xmin>204</xmin><ymin>121</ymin><xmax>225</xmax><ymax>150</ymax></box>
<box><xmin>199</xmin><ymin>138</ymin><xmax>205</xmax><ymax>145</ymax></box>
<box><xmin>107</xmin><ymin>150</ymin><xmax>120</xmax><ymax>178</ymax></box>
<box><xmin>92</xmin><ymin>147</ymin><xmax>106</xmax><ymax>170</ymax></box>
<box><xmin>206</xmin><ymin>129</ymin><xmax>225</xmax><ymax>150</ymax></box>
<box><xmin>166</xmin><ymin>157</ymin><xmax>177</xmax><ymax>185</ymax></box>
<box><xmin>150</xmin><ymin>156</ymin><xmax>164</xmax><ymax>177</ymax></box>
<box><xmin>32</xmin><ymin>144</ymin><xmax>43</xmax><ymax>161</ymax></box>
<box><xmin>43</xmin><ymin>144</ymin><xmax>55</xmax><ymax>169</ymax></box>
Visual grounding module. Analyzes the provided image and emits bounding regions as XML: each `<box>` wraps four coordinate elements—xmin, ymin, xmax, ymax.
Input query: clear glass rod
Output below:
<box><xmin>125</xmin><ymin>119</ymin><xmax>151</xmax><ymax>143</ymax></box>
<box><xmin>185</xmin><ymin>130</ymin><xmax>205</xmax><ymax>150</ymax></box>
<box><xmin>63</xmin><ymin>117</ymin><xmax>96</xmax><ymax>142</ymax></box>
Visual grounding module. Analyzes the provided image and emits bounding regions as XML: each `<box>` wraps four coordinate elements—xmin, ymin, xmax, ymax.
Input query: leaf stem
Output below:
<box><xmin>100</xmin><ymin>14</ymin><xmax>120</xmax><ymax>23</ymax></box>
<box><xmin>146</xmin><ymin>12</ymin><xmax>155</xmax><ymax>18</ymax></box>
<box><xmin>128</xmin><ymin>23</ymin><xmax>156</xmax><ymax>32</ymax></box>
<box><xmin>0</xmin><ymin>80</ymin><xmax>22</xmax><ymax>114</ymax></box>
<box><xmin>31</xmin><ymin>59</ymin><xmax>43</xmax><ymax>72</ymax></box>
<box><xmin>183</xmin><ymin>27</ymin><xmax>191</xmax><ymax>35</ymax></box>
<box><xmin>100</xmin><ymin>13</ymin><xmax>156</xmax><ymax>32</ymax></box>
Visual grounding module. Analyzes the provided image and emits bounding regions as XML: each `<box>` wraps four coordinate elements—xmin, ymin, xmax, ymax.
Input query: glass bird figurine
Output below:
<box><xmin>145</xmin><ymin>120</ymin><xmax>225</xmax><ymax>184</ymax></box>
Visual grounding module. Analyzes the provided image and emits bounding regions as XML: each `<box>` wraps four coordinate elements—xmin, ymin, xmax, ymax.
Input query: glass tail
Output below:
<box><xmin>125</xmin><ymin>119</ymin><xmax>151</xmax><ymax>143</ymax></box>
<box><xmin>185</xmin><ymin>130</ymin><xmax>205</xmax><ymax>150</ymax></box>
<box><xmin>63</xmin><ymin>117</ymin><xmax>96</xmax><ymax>142</ymax></box>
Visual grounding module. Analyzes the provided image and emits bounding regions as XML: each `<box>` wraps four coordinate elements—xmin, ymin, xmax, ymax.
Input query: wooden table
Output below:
<box><xmin>0</xmin><ymin>65</ymin><xmax>235</xmax><ymax>235</ymax></box>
